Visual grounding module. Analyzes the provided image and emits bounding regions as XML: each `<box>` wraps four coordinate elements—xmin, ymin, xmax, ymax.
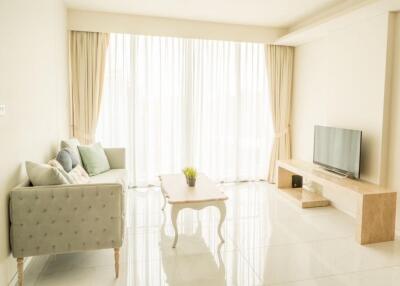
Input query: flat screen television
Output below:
<box><xmin>313</xmin><ymin>125</ymin><xmax>362</xmax><ymax>179</ymax></box>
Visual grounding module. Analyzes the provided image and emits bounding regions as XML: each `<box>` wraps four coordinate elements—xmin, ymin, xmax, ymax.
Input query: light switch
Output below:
<box><xmin>0</xmin><ymin>104</ymin><xmax>5</xmax><ymax>116</ymax></box>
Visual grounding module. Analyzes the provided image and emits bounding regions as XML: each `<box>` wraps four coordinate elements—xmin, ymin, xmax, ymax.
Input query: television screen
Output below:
<box><xmin>313</xmin><ymin>125</ymin><xmax>362</xmax><ymax>179</ymax></box>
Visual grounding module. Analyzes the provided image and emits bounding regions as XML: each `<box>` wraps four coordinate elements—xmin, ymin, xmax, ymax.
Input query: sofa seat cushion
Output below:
<box><xmin>89</xmin><ymin>169</ymin><xmax>128</xmax><ymax>190</ymax></box>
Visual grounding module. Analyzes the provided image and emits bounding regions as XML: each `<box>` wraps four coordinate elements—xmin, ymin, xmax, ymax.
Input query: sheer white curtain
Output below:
<box><xmin>97</xmin><ymin>34</ymin><xmax>272</xmax><ymax>186</ymax></box>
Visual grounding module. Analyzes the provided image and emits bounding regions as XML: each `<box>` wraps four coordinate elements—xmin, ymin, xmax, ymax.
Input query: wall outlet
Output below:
<box><xmin>0</xmin><ymin>104</ymin><xmax>5</xmax><ymax>116</ymax></box>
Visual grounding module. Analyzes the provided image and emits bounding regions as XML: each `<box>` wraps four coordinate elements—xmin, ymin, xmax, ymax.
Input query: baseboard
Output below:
<box><xmin>8</xmin><ymin>255</ymin><xmax>49</xmax><ymax>286</ymax></box>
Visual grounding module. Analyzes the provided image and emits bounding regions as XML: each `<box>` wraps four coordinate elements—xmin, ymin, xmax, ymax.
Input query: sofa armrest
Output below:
<box><xmin>104</xmin><ymin>148</ymin><xmax>126</xmax><ymax>169</ymax></box>
<box><xmin>9</xmin><ymin>183</ymin><xmax>125</xmax><ymax>258</ymax></box>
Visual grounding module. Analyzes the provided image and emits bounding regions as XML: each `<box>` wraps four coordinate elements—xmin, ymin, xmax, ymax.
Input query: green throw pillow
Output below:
<box><xmin>78</xmin><ymin>143</ymin><xmax>110</xmax><ymax>176</ymax></box>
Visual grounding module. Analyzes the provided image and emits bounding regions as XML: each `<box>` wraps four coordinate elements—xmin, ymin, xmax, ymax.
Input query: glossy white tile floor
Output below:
<box><xmin>24</xmin><ymin>182</ymin><xmax>400</xmax><ymax>285</ymax></box>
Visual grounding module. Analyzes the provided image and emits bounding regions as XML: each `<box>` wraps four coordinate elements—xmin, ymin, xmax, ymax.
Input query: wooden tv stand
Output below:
<box><xmin>277</xmin><ymin>160</ymin><xmax>397</xmax><ymax>245</ymax></box>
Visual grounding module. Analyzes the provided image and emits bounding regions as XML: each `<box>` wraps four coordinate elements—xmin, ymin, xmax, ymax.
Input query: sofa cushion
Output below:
<box><xmin>48</xmin><ymin>160</ymin><xmax>90</xmax><ymax>184</ymax></box>
<box><xmin>56</xmin><ymin>149</ymin><xmax>73</xmax><ymax>172</ymax></box>
<box><xmin>78</xmin><ymin>143</ymin><xmax>110</xmax><ymax>176</ymax></box>
<box><xmin>68</xmin><ymin>165</ymin><xmax>90</xmax><ymax>184</ymax></box>
<box><xmin>48</xmin><ymin>159</ymin><xmax>72</xmax><ymax>183</ymax></box>
<box><xmin>65</xmin><ymin>147</ymin><xmax>80</xmax><ymax>168</ymax></box>
<box><xmin>89</xmin><ymin>169</ymin><xmax>127</xmax><ymax>190</ymax></box>
<box><xmin>26</xmin><ymin>161</ymin><xmax>69</xmax><ymax>186</ymax></box>
<box><xmin>61</xmin><ymin>138</ymin><xmax>82</xmax><ymax>166</ymax></box>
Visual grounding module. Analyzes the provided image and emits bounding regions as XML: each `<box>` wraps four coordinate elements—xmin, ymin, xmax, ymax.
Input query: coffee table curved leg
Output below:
<box><xmin>171</xmin><ymin>205</ymin><xmax>180</xmax><ymax>248</ymax></box>
<box><xmin>217</xmin><ymin>202</ymin><xmax>226</xmax><ymax>243</ymax></box>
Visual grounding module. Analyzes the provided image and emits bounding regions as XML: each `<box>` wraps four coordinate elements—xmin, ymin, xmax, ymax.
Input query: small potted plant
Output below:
<box><xmin>183</xmin><ymin>167</ymin><xmax>197</xmax><ymax>187</ymax></box>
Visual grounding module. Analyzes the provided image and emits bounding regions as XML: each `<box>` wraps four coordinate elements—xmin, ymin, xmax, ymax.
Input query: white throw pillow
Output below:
<box><xmin>48</xmin><ymin>160</ymin><xmax>90</xmax><ymax>184</ymax></box>
<box><xmin>26</xmin><ymin>161</ymin><xmax>69</xmax><ymax>186</ymax></box>
<box><xmin>68</xmin><ymin>165</ymin><xmax>90</xmax><ymax>184</ymax></box>
<box><xmin>48</xmin><ymin>159</ymin><xmax>73</xmax><ymax>183</ymax></box>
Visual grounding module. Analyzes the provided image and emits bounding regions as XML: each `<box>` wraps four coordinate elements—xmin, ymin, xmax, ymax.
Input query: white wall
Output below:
<box><xmin>67</xmin><ymin>9</ymin><xmax>287</xmax><ymax>43</ymax></box>
<box><xmin>0</xmin><ymin>0</ymin><xmax>69</xmax><ymax>284</ymax></box>
<box><xmin>292</xmin><ymin>13</ymin><xmax>390</xmax><ymax>184</ymax></box>
<box><xmin>291</xmin><ymin>13</ymin><xmax>392</xmax><ymax>216</ymax></box>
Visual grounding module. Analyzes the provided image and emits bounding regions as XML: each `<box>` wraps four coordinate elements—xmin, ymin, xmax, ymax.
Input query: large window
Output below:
<box><xmin>96</xmin><ymin>34</ymin><xmax>272</xmax><ymax>186</ymax></box>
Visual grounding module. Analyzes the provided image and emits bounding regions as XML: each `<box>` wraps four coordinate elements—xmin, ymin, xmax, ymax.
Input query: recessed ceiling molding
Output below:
<box><xmin>67</xmin><ymin>10</ymin><xmax>288</xmax><ymax>43</ymax></box>
<box><xmin>65</xmin><ymin>0</ymin><xmax>342</xmax><ymax>28</ymax></box>
<box><xmin>288</xmin><ymin>0</ymin><xmax>376</xmax><ymax>32</ymax></box>
<box><xmin>275</xmin><ymin>0</ymin><xmax>400</xmax><ymax>46</ymax></box>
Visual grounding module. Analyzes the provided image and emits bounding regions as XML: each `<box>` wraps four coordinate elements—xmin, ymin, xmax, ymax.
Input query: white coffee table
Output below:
<box><xmin>160</xmin><ymin>174</ymin><xmax>228</xmax><ymax>248</ymax></box>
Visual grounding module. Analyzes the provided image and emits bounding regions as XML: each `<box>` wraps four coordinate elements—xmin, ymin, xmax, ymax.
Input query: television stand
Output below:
<box><xmin>278</xmin><ymin>187</ymin><xmax>330</xmax><ymax>208</ymax></box>
<box><xmin>314</xmin><ymin>166</ymin><xmax>351</xmax><ymax>179</ymax></box>
<box><xmin>277</xmin><ymin>160</ymin><xmax>397</xmax><ymax>245</ymax></box>
<box><xmin>317</xmin><ymin>165</ymin><xmax>355</xmax><ymax>179</ymax></box>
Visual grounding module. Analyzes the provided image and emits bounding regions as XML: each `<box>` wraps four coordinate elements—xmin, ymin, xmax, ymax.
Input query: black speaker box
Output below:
<box><xmin>292</xmin><ymin>175</ymin><xmax>303</xmax><ymax>188</ymax></box>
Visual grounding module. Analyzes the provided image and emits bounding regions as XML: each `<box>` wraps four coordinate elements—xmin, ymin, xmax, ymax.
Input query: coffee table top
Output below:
<box><xmin>160</xmin><ymin>174</ymin><xmax>228</xmax><ymax>204</ymax></box>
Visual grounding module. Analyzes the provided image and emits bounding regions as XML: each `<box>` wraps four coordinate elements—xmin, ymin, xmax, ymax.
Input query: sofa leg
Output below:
<box><xmin>17</xmin><ymin>258</ymin><xmax>24</xmax><ymax>286</ymax></box>
<box><xmin>114</xmin><ymin>248</ymin><xmax>120</xmax><ymax>278</ymax></box>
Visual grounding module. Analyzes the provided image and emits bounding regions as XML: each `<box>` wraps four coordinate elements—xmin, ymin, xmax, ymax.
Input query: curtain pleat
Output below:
<box><xmin>266</xmin><ymin>45</ymin><xmax>294</xmax><ymax>183</ymax></box>
<box><xmin>69</xmin><ymin>31</ymin><xmax>109</xmax><ymax>144</ymax></box>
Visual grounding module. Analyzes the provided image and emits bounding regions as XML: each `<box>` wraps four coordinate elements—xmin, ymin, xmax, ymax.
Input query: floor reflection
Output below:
<box><xmin>30</xmin><ymin>182</ymin><xmax>398</xmax><ymax>286</ymax></box>
<box><xmin>159</xmin><ymin>212</ymin><xmax>226</xmax><ymax>285</ymax></box>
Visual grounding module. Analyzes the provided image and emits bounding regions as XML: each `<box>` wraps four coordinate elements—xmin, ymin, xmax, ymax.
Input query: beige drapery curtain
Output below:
<box><xmin>266</xmin><ymin>45</ymin><xmax>294</xmax><ymax>183</ymax></box>
<box><xmin>69</xmin><ymin>31</ymin><xmax>109</xmax><ymax>145</ymax></box>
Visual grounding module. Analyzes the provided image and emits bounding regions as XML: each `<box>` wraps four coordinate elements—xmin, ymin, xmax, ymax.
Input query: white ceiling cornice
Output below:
<box><xmin>67</xmin><ymin>9</ymin><xmax>287</xmax><ymax>43</ymax></box>
<box><xmin>275</xmin><ymin>0</ymin><xmax>400</xmax><ymax>46</ymax></box>
<box><xmin>64</xmin><ymin>0</ymin><xmax>344</xmax><ymax>28</ymax></box>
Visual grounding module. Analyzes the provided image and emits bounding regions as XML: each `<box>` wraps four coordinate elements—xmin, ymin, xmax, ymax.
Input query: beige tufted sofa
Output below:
<box><xmin>9</xmin><ymin>148</ymin><xmax>126</xmax><ymax>286</ymax></box>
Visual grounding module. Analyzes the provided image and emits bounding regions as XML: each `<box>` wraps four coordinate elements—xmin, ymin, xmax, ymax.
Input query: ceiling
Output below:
<box><xmin>64</xmin><ymin>0</ymin><xmax>345</xmax><ymax>28</ymax></box>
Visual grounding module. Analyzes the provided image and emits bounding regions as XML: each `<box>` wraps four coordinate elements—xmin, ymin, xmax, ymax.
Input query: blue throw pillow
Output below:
<box><xmin>56</xmin><ymin>149</ymin><xmax>73</xmax><ymax>172</ymax></box>
<box><xmin>64</xmin><ymin>147</ymin><xmax>79</xmax><ymax>168</ymax></box>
